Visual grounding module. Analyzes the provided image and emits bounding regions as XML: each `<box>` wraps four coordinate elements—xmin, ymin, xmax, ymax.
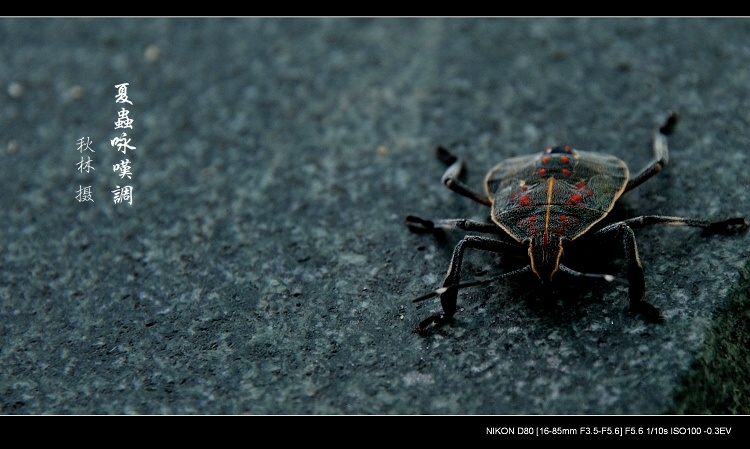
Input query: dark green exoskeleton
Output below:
<box><xmin>407</xmin><ymin>113</ymin><xmax>748</xmax><ymax>333</ymax></box>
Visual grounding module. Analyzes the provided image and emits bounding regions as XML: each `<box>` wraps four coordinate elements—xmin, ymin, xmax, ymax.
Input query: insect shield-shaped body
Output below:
<box><xmin>486</xmin><ymin>145</ymin><xmax>628</xmax><ymax>283</ymax></box>
<box><xmin>406</xmin><ymin>113</ymin><xmax>747</xmax><ymax>334</ymax></box>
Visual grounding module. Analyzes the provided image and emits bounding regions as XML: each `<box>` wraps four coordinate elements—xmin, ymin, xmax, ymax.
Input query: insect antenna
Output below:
<box><xmin>557</xmin><ymin>264</ymin><xmax>628</xmax><ymax>285</ymax></box>
<box><xmin>413</xmin><ymin>266</ymin><xmax>532</xmax><ymax>303</ymax></box>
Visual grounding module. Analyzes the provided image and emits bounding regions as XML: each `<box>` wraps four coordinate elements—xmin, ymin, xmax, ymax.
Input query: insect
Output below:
<box><xmin>406</xmin><ymin>112</ymin><xmax>748</xmax><ymax>333</ymax></box>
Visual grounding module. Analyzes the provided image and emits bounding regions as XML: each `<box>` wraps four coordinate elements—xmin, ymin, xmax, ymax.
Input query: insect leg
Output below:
<box><xmin>415</xmin><ymin>235</ymin><xmax>525</xmax><ymax>333</ymax></box>
<box><xmin>621</xmin><ymin>215</ymin><xmax>748</xmax><ymax>235</ymax></box>
<box><xmin>591</xmin><ymin>222</ymin><xmax>664</xmax><ymax>323</ymax></box>
<box><xmin>436</xmin><ymin>146</ymin><xmax>492</xmax><ymax>207</ymax></box>
<box><xmin>405</xmin><ymin>215</ymin><xmax>507</xmax><ymax>236</ymax></box>
<box><xmin>623</xmin><ymin>112</ymin><xmax>679</xmax><ymax>194</ymax></box>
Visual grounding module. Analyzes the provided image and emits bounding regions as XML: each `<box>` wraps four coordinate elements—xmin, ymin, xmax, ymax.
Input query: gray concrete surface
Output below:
<box><xmin>1</xmin><ymin>18</ymin><xmax>749</xmax><ymax>414</ymax></box>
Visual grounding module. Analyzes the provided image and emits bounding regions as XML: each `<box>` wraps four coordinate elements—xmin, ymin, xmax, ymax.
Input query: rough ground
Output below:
<box><xmin>1</xmin><ymin>18</ymin><xmax>749</xmax><ymax>414</ymax></box>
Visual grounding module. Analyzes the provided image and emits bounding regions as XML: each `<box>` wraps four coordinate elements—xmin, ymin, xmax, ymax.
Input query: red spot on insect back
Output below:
<box><xmin>537</xmin><ymin>169</ymin><xmax>547</xmax><ymax>176</ymax></box>
<box><xmin>560</xmin><ymin>156</ymin><xmax>570</xmax><ymax>164</ymax></box>
<box><xmin>519</xmin><ymin>195</ymin><xmax>531</xmax><ymax>206</ymax></box>
<box><xmin>567</xmin><ymin>193</ymin><xmax>583</xmax><ymax>205</ymax></box>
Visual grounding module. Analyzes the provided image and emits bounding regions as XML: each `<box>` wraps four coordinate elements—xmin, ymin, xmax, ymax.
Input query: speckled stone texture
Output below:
<box><xmin>1</xmin><ymin>18</ymin><xmax>749</xmax><ymax>414</ymax></box>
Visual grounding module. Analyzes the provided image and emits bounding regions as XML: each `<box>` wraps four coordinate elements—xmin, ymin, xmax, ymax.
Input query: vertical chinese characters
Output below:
<box><xmin>75</xmin><ymin>136</ymin><xmax>95</xmax><ymax>202</ymax></box>
<box><xmin>111</xmin><ymin>83</ymin><xmax>135</xmax><ymax>205</ymax></box>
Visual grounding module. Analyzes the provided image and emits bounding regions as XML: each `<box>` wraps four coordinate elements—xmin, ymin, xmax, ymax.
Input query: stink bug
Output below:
<box><xmin>406</xmin><ymin>112</ymin><xmax>748</xmax><ymax>333</ymax></box>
